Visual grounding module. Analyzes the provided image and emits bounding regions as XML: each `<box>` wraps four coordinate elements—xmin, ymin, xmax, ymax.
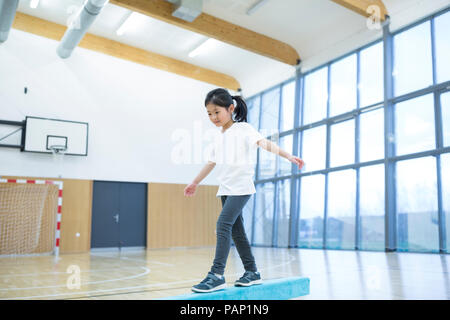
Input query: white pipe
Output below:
<box><xmin>246</xmin><ymin>0</ymin><xmax>269</xmax><ymax>16</ymax></box>
<box><xmin>0</xmin><ymin>0</ymin><xmax>19</xmax><ymax>43</ymax></box>
<box><xmin>57</xmin><ymin>0</ymin><xmax>109</xmax><ymax>58</ymax></box>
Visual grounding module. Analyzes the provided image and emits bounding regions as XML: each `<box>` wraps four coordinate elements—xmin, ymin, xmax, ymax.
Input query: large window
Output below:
<box><xmin>395</xmin><ymin>94</ymin><xmax>435</xmax><ymax>156</ymax></box>
<box><xmin>359</xmin><ymin>42</ymin><xmax>384</xmax><ymax>107</ymax></box>
<box><xmin>276</xmin><ymin>179</ymin><xmax>291</xmax><ymax>247</ymax></box>
<box><xmin>393</xmin><ymin>21</ymin><xmax>433</xmax><ymax>96</ymax></box>
<box><xmin>253</xmin><ymin>183</ymin><xmax>274</xmax><ymax>246</ymax></box>
<box><xmin>396</xmin><ymin>157</ymin><xmax>439</xmax><ymax>253</ymax></box>
<box><xmin>301</xmin><ymin>125</ymin><xmax>326</xmax><ymax>172</ymax></box>
<box><xmin>435</xmin><ymin>11</ymin><xmax>450</xmax><ymax>84</ymax></box>
<box><xmin>260</xmin><ymin>87</ymin><xmax>280</xmax><ymax>134</ymax></box>
<box><xmin>441</xmin><ymin>153</ymin><xmax>450</xmax><ymax>252</ymax></box>
<box><xmin>326</xmin><ymin>169</ymin><xmax>356</xmax><ymax>250</ymax></box>
<box><xmin>248</xmin><ymin>8</ymin><xmax>450</xmax><ymax>254</ymax></box>
<box><xmin>329</xmin><ymin>54</ymin><xmax>357</xmax><ymax>117</ymax></box>
<box><xmin>330</xmin><ymin>119</ymin><xmax>355</xmax><ymax>167</ymax></box>
<box><xmin>258</xmin><ymin>141</ymin><xmax>277</xmax><ymax>179</ymax></box>
<box><xmin>298</xmin><ymin>175</ymin><xmax>325</xmax><ymax>248</ymax></box>
<box><xmin>359</xmin><ymin>108</ymin><xmax>384</xmax><ymax>162</ymax></box>
<box><xmin>278</xmin><ymin>134</ymin><xmax>293</xmax><ymax>176</ymax></box>
<box><xmin>281</xmin><ymin>81</ymin><xmax>296</xmax><ymax>132</ymax></box>
<box><xmin>303</xmin><ymin>67</ymin><xmax>328</xmax><ymax>125</ymax></box>
<box><xmin>247</xmin><ymin>96</ymin><xmax>260</xmax><ymax>130</ymax></box>
<box><xmin>258</xmin><ymin>87</ymin><xmax>280</xmax><ymax>180</ymax></box>
<box><xmin>442</xmin><ymin>91</ymin><xmax>450</xmax><ymax>147</ymax></box>
<box><xmin>359</xmin><ymin>164</ymin><xmax>385</xmax><ymax>250</ymax></box>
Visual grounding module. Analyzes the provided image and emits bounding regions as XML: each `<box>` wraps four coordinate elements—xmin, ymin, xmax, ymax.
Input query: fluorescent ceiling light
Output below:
<box><xmin>246</xmin><ymin>0</ymin><xmax>269</xmax><ymax>16</ymax></box>
<box><xmin>30</xmin><ymin>0</ymin><xmax>39</xmax><ymax>9</ymax></box>
<box><xmin>116</xmin><ymin>11</ymin><xmax>141</xmax><ymax>36</ymax></box>
<box><xmin>188</xmin><ymin>38</ymin><xmax>218</xmax><ymax>58</ymax></box>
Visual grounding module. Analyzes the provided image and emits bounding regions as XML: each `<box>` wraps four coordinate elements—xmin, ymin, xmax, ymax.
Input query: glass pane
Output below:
<box><xmin>303</xmin><ymin>67</ymin><xmax>328</xmax><ymax>125</ymax></box>
<box><xmin>395</xmin><ymin>94</ymin><xmax>435</xmax><ymax>156</ymax></box>
<box><xmin>253</xmin><ymin>183</ymin><xmax>274</xmax><ymax>246</ymax></box>
<box><xmin>360</xmin><ymin>42</ymin><xmax>384</xmax><ymax>107</ymax></box>
<box><xmin>396</xmin><ymin>157</ymin><xmax>439</xmax><ymax>252</ymax></box>
<box><xmin>326</xmin><ymin>169</ymin><xmax>356</xmax><ymax>250</ymax></box>
<box><xmin>247</xmin><ymin>95</ymin><xmax>260</xmax><ymax>130</ymax></box>
<box><xmin>276</xmin><ymin>179</ymin><xmax>291</xmax><ymax>247</ymax></box>
<box><xmin>441</xmin><ymin>153</ymin><xmax>450</xmax><ymax>253</ymax></box>
<box><xmin>360</xmin><ymin>108</ymin><xmax>384</xmax><ymax>162</ymax></box>
<box><xmin>435</xmin><ymin>11</ymin><xmax>450</xmax><ymax>84</ymax></box>
<box><xmin>393</xmin><ymin>21</ymin><xmax>433</xmax><ymax>96</ymax></box>
<box><xmin>258</xmin><ymin>135</ymin><xmax>277</xmax><ymax>179</ymax></box>
<box><xmin>298</xmin><ymin>175</ymin><xmax>325</xmax><ymax>248</ymax></box>
<box><xmin>260</xmin><ymin>87</ymin><xmax>280</xmax><ymax>134</ymax></box>
<box><xmin>359</xmin><ymin>164</ymin><xmax>385</xmax><ymax>251</ymax></box>
<box><xmin>442</xmin><ymin>91</ymin><xmax>450</xmax><ymax>147</ymax></box>
<box><xmin>278</xmin><ymin>134</ymin><xmax>293</xmax><ymax>176</ymax></box>
<box><xmin>242</xmin><ymin>194</ymin><xmax>255</xmax><ymax>243</ymax></box>
<box><xmin>281</xmin><ymin>81</ymin><xmax>296</xmax><ymax>132</ymax></box>
<box><xmin>330</xmin><ymin>119</ymin><xmax>355</xmax><ymax>167</ymax></box>
<box><xmin>301</xmin><ymin>125</ymin><xmax>326</xmax><ymax>172</ymax></box>
<box><xmin>329</xmin><ymin>54</ymin><xmax>357</xmax><ymax>116</ymax></box>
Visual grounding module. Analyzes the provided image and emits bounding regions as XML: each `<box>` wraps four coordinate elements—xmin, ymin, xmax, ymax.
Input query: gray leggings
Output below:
<box><xmin>210</xmin><ymin>194</ymin><xmax>257</xmax><ymax>275</ymax></box>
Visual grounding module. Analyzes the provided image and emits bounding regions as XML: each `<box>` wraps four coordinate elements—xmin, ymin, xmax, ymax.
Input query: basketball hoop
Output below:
<box><xmin>49</xmin><ymin>145</ymin><xmax>67</xmax><ymax>154</ymax></box>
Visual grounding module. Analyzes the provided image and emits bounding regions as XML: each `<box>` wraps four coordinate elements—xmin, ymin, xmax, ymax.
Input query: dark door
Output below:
<box><xmin>91</xmin><ymin>181</ymin><xmax>120</xmax><ymax>248</ymax></box>
<box><xmin>118</xmin><ymin>182</ymin><xmax>147</xmax><ymax>247</ymax></box>
<box><xmin>91</xmin><ymin>181</ymin><xmax>147</xmax><ymax>249</ymax></box>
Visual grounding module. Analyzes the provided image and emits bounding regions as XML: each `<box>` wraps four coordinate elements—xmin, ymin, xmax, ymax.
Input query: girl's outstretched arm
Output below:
<box><xmin>257</xmin><ymin>138</ymin><xmax>305</xmax><ymax>170</ymax></box>
<box><xmin>184</xmin><ymin>161</ymin><xmax>216</xmax><ymax>197</ymax></box>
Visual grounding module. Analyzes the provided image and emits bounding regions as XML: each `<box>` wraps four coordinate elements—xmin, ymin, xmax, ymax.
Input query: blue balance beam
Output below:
<box><xmin>162</xmin><ymin>277</ymin><xmax>310</xmax><ymax>300</ymax></box>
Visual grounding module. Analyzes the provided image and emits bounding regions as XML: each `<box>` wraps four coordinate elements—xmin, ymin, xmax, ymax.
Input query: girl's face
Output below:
<box><xmin>206</xmin><ymin>103</ymin><xmax>234</xmax><ymax>127</ymax></box>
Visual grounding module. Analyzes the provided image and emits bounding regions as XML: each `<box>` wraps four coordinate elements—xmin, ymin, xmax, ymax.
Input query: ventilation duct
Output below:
<box><xmin>57</xmin><ymin>0</ymin><xmax>109</xmax><ymax>59</ymax></box>
<box><xmin>170</xmin><ymin>0</ymin><xmax>203</xmax><ymax>22</ymax></box>
<box><xmin>0</xmin><ymin>0</ymin><xmax>19</xmax><ymax>43</ymax></box>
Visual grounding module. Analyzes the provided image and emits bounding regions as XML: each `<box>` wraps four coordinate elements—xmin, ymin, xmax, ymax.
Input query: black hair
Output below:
<box><xmin>204</xmin><ymin>88</ymin><xmax>248</xmax><ymax>123</ymax></box>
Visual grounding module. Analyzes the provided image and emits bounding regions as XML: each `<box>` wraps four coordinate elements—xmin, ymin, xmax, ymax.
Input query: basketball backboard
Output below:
<box><xmin>24</xmin><ymin>116</ymin><xmax>88</xmax><ymax>156</ymax></box>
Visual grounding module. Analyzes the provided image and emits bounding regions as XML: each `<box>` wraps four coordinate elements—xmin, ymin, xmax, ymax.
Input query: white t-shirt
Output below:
<box><xmin>206</xmin><ymin>122</ymin><xmax>265</xmax><ymax>197</ymax></box>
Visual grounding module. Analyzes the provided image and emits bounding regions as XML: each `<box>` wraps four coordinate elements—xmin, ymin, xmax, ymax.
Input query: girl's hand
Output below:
<box><xmin>288</xmin><ymin>155</ymin><xmax>305</xmax><ymax>170</ymax></box>
<box><xmin>184</xmin><ymin>182</ymin><xmax>198</xmax><ymax>197</ymax></box>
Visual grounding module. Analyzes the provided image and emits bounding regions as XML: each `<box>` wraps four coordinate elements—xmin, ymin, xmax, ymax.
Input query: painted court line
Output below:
<box><xmin>5</xmin><ymin>254</ymin><xmax>297</xmax><ymax>299</ymax></box>
<box><xmin>1</xmin><ymin>267</ymin><xmax>150</xmax><ymax>291</ymax></box>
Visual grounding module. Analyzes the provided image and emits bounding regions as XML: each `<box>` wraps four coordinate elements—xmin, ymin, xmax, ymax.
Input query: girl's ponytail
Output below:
<box><xmin>204</xmin><ymin>88</ymin><xmax>248</xmax><ymax>123</ymax></box>
<box><xmin>231</xmin><ymin>95</ymin><xmax>248</xmax><ymax>123</ymax></box>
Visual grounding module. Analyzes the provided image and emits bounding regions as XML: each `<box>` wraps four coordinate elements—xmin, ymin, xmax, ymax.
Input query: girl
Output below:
<box><xmin>184</xmin><ymin>88</ymin><xmax>304</xmax><ymax>293</ymax></box>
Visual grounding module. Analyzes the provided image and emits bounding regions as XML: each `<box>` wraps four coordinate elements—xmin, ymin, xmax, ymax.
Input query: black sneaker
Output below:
<box><xmin>192</xmin><ymin>272</ymin><xmax>227</xmax><ymax>293</ymax></box>
<box><xmin>234</xmin><ymin>271</ymin><xmax>262</xmax><ymax>287</ymax></box>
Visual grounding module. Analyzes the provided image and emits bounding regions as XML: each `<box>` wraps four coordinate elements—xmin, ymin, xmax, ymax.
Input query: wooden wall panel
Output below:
<box><xmin>147</xmin><ymin>183</ymin><xmax>221</xmax><ymax>249</ymax></box>
<box><xmin>2</xmin><ymin>175</ymin><xmax>221</xmax><ymax>252</ymax></box>
<box><xmin>2</xmin><ymin>176</ymin><xmax>93</xmax><ymax>254</ymax></box>
<box><xmin>58</xmin><ymin>179</ymin><xmax>93</xmax><ymax>254</ymax></box>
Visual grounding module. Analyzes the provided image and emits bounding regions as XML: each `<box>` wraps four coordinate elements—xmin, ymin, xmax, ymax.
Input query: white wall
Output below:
<box><xmin>0</xmin><ymin>29</ymin><xmax>221</xmax><ymax>185</ymax></box>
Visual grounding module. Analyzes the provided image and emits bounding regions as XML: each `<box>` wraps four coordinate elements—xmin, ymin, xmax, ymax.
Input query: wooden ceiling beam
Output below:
<box><xmin>331</xmin><ymin>0</ymin><xmax>388</xmax><ymax>21</ymax></box>
<box><xmin>110</xmin><ymin>0</ymin><xmax>301</xmax><ymax>66</ymax></box>
<box><xmin>12</xmin><ymin>12</ymin><xmax>241</xmax><ymax>90</ymax></box>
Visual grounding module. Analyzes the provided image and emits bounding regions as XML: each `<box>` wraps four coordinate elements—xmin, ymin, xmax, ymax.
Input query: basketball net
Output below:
<box><xmin>50</xmin><ymin>145</ymin><xmax>67</xmax><ymax>179</ymax></box>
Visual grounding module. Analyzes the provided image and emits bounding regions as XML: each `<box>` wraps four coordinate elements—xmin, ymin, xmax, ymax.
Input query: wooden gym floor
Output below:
<box><xmin>0</xmin><ymin>247</ymin><xmax>449</xmax><ymax>300</ymax></box>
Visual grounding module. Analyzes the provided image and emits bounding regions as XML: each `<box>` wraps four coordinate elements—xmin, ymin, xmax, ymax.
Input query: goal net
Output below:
<box><xmin>0</xmin><ymin>179</ymin><xmax>63</xmax><ymax>256</ymax></box>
